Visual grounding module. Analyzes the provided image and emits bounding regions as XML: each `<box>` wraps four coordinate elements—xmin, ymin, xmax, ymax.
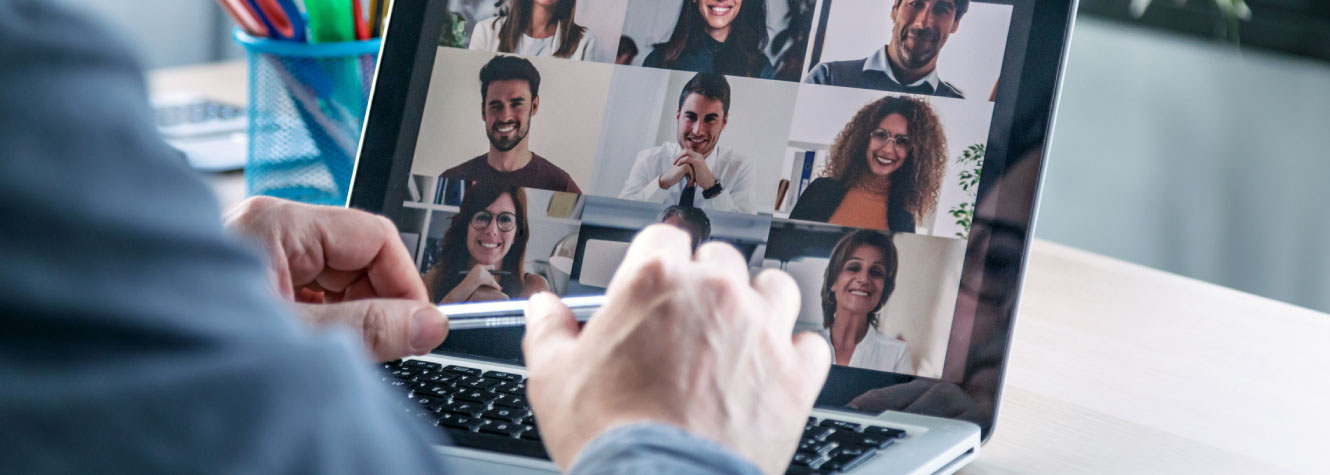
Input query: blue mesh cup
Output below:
<box><xmin>235</xmin><ymin>30</ymin><xmax>381</xmax><ymax>206</ymax></box>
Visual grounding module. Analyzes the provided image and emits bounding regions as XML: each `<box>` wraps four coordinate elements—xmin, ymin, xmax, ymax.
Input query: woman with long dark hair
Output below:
<box><xmin>642</xmin><ymin>0</ymin><xmax>775</xmax><ymax>79</ymax></box>
<box><xmin>790</xmin><ymin>95</ymin><xmax>947</xmax><ymax>234</ymax></box>
<box><xmin>817</xmin><ymin>229</ymin><xmax>912</xmax><ymax>373</ymax></box>
<box><xmin>423</xmin><ymin>183</ymin><xmax>549</xmax><ymax>303</ymax></box>
<box><xmin>469</xmin><ymin>0</ymin><xmax>599</xmax><ymax>60</ymax></box>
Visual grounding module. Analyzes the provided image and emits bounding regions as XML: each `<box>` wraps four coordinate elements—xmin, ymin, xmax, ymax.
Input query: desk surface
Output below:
<box><xmin>151</xmin><ymin>61</ymin><xmax>1330</xmax><ymax>475</ymax></box>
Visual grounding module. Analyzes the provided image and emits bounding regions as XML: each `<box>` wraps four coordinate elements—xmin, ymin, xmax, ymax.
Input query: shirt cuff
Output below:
<box><xmin>568</xmin><ymin>423</ymin><xmax>762</xmax><ymax>475</ymax></box>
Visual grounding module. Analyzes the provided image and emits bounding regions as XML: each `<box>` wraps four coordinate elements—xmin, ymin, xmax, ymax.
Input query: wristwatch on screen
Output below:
<box><xmin>702</xmin><ymin>181</ymin><xmax>723</xmax><ymax>199</ymax></box>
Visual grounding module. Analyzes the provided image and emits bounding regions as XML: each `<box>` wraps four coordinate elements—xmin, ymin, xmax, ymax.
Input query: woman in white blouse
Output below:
<box><xmin>817</xmin><ymin>229</ymin><xmax>914</xmax><ymax>374</ymax></box>
<box><xmin>468</xmin><ymin>0</ymin><xmax>599</xmax><ymax>61</ymax></box>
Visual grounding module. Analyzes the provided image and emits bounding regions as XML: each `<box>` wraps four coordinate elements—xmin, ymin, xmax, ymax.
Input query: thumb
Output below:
<box><xmin>791</xmin><ymin>332</ymin><xmax>833</xmax><ymax>402</ymax></box>
<box><xmin>522</xmin><ymin>292</ymin><xmax>579</xmax><ymax>367</ymax></box>
<box><xmin>297</xmin><ymin>299</ymin><xmax>449</xmax><ymax>362</ymax></box>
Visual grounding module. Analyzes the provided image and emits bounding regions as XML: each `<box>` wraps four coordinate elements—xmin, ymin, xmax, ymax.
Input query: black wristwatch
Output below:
<box><xmin>702</xmin><ymin>180</ymin><xmax>724</xmax><ymax>199</ymax></box>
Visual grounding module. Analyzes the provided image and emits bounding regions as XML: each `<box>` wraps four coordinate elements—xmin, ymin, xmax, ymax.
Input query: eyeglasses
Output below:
<box><xmin>870</xmin><ymin>130</ymin><xmax>911</xmax><ymax>150</ymax></box>
<box><xmin>469</xmin><ymin>210</ymin><xmax>518</xmax><ymax>232</ymax></box>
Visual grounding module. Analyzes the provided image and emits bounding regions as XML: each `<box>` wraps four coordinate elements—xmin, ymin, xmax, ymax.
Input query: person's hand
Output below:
<box><xmin>522</xmin><ymin>225</ymin><xmax>831</xmax><ymax>474</ymax></box>
<box><xmin>657</xmin><ymin>160</ymin><xmax>693</xmax><ymax>189</ymax></box>
<box><xmin>223</xmin><ymin>196</ymin><xmax>448</xmax><ymax>361</ymax></box>
<box><xmin>674</xmin><ymin>150</ymin><xmax>717</xmax><ymax>189</ymax></box>
<box><xmin>440</xmin><ymin>264</ymin><xmax>505</xmax><ymax>303</ymax></box>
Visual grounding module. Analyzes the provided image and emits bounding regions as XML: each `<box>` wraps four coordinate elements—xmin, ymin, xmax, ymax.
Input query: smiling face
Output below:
<box><xmin>676</xmin><ymin>93</ymin><xmax>728</xmax><ymax>157</ymax></box>
<box><xmin>483</xmin><ymin>79</ymin><xmax>538</xmax><ymax>152</ymax></box>
<box><xmin>832</xmin><ymin>244</ymin><xmax>889</xmax><ymax>317</ymax></box>
<box><xmin>696</xmin><ymin>0</ymin><xmax>742</xmax><ymax>39</ymax></box>
<box><xmin>465</xmin><ymin>193</ymin><xmax>518</xmax><ymax>267</ymax></box>
<box><xmin>890</xmin><ymin>0</ymin><xmax>961</xmax><ymax>70</ymax></box>
<box><xmin>865</xmin><ymin>113</ymin><xmax>910</xmax><ymax>179</ymax></box>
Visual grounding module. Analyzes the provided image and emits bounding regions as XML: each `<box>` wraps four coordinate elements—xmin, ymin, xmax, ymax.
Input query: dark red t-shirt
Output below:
<box><xmin>439</xmin><ymin>153</ymin><xmax>582</xmax><ymax>194</ymax></box>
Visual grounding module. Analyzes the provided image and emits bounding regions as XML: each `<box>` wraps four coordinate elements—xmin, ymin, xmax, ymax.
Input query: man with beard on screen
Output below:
<box><xmin>440</xmin><ymin>55</ymin><xmax>582</xmax><ymax>193</ymax></box>
<box><xmin>805</xmin><ymin>0</ymin><xmax>969</xmax><ymax>99</ymax></box>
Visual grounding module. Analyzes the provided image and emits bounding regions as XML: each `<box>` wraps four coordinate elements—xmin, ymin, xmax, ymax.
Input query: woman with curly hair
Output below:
<box><xmin>468</xmin><ymin>0</ymin><xmax>598</xmax><ymax>60</ymax></box>
<box><xmin>790</xmin><ymin>95</ymin><xmax>947</xmax><ymax>234</ymax></box>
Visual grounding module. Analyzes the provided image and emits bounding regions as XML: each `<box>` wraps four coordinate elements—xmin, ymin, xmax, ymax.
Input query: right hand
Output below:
<box><xmin>657</xmin><ymin>160</ymin><xmax>694</xmax><ymax>189</ymax></box>
<box><xmin>522</xmin><ymin>225</ymin><xmax>831</xmax><ymax>474</ymax></box>
<box><xmin>440</xmin><ymin>264</ymin><xmax>504</xmax><ymax>303</ymax></box>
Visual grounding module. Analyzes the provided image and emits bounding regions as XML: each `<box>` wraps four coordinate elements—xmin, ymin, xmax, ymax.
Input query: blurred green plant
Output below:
<box><xmin>948</xmin><ymin>144</ymin><xmax>984</xmax><ymax>240</ymax></box>
<box><xmin>1130</xmin><ymin>0</ymin><xmax>1252</xmax><ymax>42</ymax></box>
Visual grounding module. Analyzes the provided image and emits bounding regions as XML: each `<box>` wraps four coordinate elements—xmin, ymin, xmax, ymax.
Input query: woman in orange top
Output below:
<box><xmin>789</xmin><ymin>95</ymin><xmax>947</xmax><ymax>234</ymax></box>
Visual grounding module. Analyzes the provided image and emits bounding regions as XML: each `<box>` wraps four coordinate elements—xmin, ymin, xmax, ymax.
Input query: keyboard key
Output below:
<box><xmin>444</xmin><ymin>365</ymin><xmax>483</xmax><ymax>377</ymax></box>
<box><xmin>864</xmin><ymin>425</ymin><xmax>908</xmax><ymax>439</ymax></box>
<box><xmin>802</xmin><ymin>426</ymin><xmax>834</xmax><ymax>441</ymax></box>
<box><xmin>790</xmin><ymin>451</ymin><xmax>824</xmax><ymax>468</ymax></box>
<box><xmin>415</xmin><ymin>384</ymin><xmax>454</xmax><ymax>398</ymax></box>
<box><xmin>483</xmin><ymin>370</ymin><xmax>522</xmax><ymax>382</ymax></box>
<box><xmin>454</xmin><ymin>390</ymin><xmax>499</xmax><ymax>404</ymax></box>
<box><xmin>492</xmin><ymin>393</ymin><xmax>528</xmax><ymax>409</ymax></box>
<box><xmin>496</xmin><ymin>380</ymin><xmax>527</xmax><ymax>395</ymax></box>
<box><xmin>417</xmin><ymin>372</ymin><xmax>459</xmax><ymax>384</ymax></box>
<box><xmin>818</xmin><ymin>419</ymin><xmax>862</xmax><ymax>432</ymax></box>
<box><xmin>404</xmin><ymin>359</ymin><xmax>442</xmax><ymax>370</ymax></box>
<box><xmin>440</xmin><ymin>415</ymin><xmax>485</xmax><ymax>431</ymax></box>
<box><xmin>389</xmin><ymin>368</ymin><xmax>418</xmax><ymax>380</ymax></box>
<box><xmin>480</xmin><ymin>420</ymin><xmax>524</xmax><ymax>438</ymax></box>
<box><xmin>797</xmin><ymin>438</ymin><xmax>835</xmax><ymax>456</ymax></box>
<box><xmin>381</xmin><ymin>360</ymin><xmax>404</xmax><ymax>371</ymax></box>
<box><xmin>385</xmin><ymin>379</ymin><xmax>411</xmax><ymax>391</ymax></box>
<box><xmin>445</xmin><ymin>428</ymin><xmax>549</xmax><ymax>459</ymax></box>
<box><xmin>460</xmin><ymin>377</ymin><xmax>502</xmax><ymax>390</ymax></box>
<box><xmin>820</xmin><ymin>448</ymin><xmax>874</xmax><ymax>473</ymax></box>
<box><xmin>482</xmin><ymin>407</ymin><xmax>528</xmax><ymax>423</ymax></box>
<box><xmin>441</xmin><ymin>401</ymin><xmax>485</xmax><ymax>417</ymax></box>
<box><xmin>412</xmin><ymin>395</ymin><xmax>444</xmax><ymax>410</ymax></box>
<box><xmin>518</xmin><ymin>426</ymin><xmax>541</xmax><ymax>441</ymax></box>
<box><xmin>827</xmin><ymin>431</ymin><xmax>893</xmax><ymax>450</ymax></box>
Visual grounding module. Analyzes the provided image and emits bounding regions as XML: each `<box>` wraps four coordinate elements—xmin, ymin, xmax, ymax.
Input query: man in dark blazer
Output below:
<box><xmin>806</xmin><ymin>0</ymin><xmax>969</xmax><ymax>99</ymax></box>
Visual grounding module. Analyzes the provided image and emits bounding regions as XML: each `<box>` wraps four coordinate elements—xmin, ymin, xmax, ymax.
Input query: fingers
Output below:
<box><xmin>694</xmin><ymin>241</ymin><xmax>750</xmax><ymax>285</ymax></box>
<box><xmin>753</xmin><ymin>269</ymin><xmax>801</xmax><ymax>331</ymax></box>
<box><xmin>297</xmin><ymin>299</ymin><xmax>449</xmax><ymax>362</ymax></box>
<box><xmin>523</xmin><ymin>292</ymin><xmax>579</xmax><ymax>366</ymax></box>
<box><xmin>610</xmin><ymin>225</ymin><xmax>693</xmax><ymax>293</ymax></box>
<box><xmin>791</xmin><ymin>332</ymin><xmax>833</xmax><ymax>400</ymax></box>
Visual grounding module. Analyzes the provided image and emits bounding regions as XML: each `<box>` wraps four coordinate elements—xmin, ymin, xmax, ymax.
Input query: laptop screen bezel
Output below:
<box><xmin>349</xmin><ymin>0</ymin><xmax>1078</xmax><ymax>442</ymax></box>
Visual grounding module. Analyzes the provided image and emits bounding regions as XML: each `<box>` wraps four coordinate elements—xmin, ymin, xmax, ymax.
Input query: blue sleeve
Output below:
<box><xmin>568</xmin><ymin>423</ymin><xmax>763</xmax><ymax>475</ymax></box>
<box><xmin>804</xmin><ymin>62</ymin><xmax>831</xmax><ymax>84</ymax></box>
<box><xmin>0</xmin><ymin>2</ymin><xmax>449</xmax><ymax>474</ymax></box>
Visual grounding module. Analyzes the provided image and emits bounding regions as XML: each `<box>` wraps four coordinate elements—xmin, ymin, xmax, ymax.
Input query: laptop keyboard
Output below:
<box><xmin>381</xmin><ymin>359</ymin><xmax>907</xmax><ymax>474</ymax></box>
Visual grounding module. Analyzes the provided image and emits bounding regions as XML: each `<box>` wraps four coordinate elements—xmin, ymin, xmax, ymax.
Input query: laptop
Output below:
<box><xmin>348</xmin><ymin>0</ymin><xmax>1076</xmax><ymax>473</ymax></box>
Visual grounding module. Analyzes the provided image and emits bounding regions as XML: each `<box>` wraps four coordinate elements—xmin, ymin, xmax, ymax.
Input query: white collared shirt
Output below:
<box><xmin>468</xmin><ymin>16</ymin><xmax>599</xmax><ymax>61</ymax></box>
<box><xmin>618</xmin><ymin>142</ymin><xmax>757</xmax><ymax>214</ymax></box>
<box><xmin>864</xmin><ymin>46</ymin><xmax>942</xmax><ymax>92</ymax></box>
<box><xmin>818</xmin><ymin>327</ymin><xmax>914</xmax><ymax>375</ymax></box>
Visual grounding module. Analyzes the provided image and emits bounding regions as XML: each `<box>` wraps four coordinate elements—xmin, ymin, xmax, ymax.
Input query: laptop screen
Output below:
<box><xmin>360</xmin><ymin>0</ymin><xmax>1062</xmax><ymax>426</ymax></box>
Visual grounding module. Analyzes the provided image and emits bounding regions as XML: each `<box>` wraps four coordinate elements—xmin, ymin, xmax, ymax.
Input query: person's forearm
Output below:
<box><xmin>568</xmin><ymin>423</ymin><xmax>763</xmax><ymax>475</ymax></box>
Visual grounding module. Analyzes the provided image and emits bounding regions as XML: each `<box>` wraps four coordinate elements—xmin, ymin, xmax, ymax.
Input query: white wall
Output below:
<box><xmin>764</xmin><ymin>231</ymin><xmax>964</xmax><ymax>378</ymax></box>
<box><xmin>786</xmin><ymin>85</ymin><xmax>994</xmax><ymax>237</ymax></box>
<box><xmin>411</xmin><ymin>47</ymin><xmax>615</xmax><ymax>189</ymax></box>
<box><xmin>814</xmin><ymin>0</ymin><xmax>1012</xmax><ymax>99</ymax></box>
<box><xmin>589</xmin><ymin>66</ymin><xmax>671</xmax><ymax>195</ymax></box>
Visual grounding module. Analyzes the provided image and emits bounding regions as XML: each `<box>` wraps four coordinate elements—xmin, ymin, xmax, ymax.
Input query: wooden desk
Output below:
<box><xmin>151</xmin><ymin>62</ymin><xmax>1330</xmax><ymax>475</ymax></box>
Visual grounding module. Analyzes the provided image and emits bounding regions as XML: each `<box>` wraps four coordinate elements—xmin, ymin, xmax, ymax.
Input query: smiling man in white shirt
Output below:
<box><xmin>619</xmin><ymin>73</ymin><xmax>756</xmax><ymax>214</ymax></box>
<box><xmin>805</xmin><ymin>0</ymin><xmax>969</xmax><ymax>99</ymax></box>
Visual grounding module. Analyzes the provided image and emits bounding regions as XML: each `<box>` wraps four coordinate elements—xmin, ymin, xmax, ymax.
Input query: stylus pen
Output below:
<box><xmin>438</xmin><ymin>295</ymin><xmax>607</xmax><ymax>330</ymax></box>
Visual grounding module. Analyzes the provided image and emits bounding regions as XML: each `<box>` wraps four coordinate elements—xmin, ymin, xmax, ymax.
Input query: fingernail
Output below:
<box><xmin>410</xmin><ymin>306</ymin><xmax>446</xmax><ymax>352</ymax></box>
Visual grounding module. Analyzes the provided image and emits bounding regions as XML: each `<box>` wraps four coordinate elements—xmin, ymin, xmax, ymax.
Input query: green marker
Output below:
<box><xmin>305</xmin><ymin>0</ymin><xmax>355</xmax><ymax>43</ymax></box>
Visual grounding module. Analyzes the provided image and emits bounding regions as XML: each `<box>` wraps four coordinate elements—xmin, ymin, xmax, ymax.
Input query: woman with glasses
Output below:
<box><xmin>424</xmin><ymin>183</ymin><xmax>549</xmax><ymax>303</ymax></box>
<box><xmin>790</xmin><ymin>95</ymin><xmax>947</xmax><ymax>234</ymax></box>
<box><xmin>642</xmin><ymin>0</ymin><xmax>775</xmax><ymax>79</ymax></box>
<box><xmin>468</xmin><ymin>0</ymin><xmax>599</xmax><ymax>61</ymax></box>
<box><xmin>818</xmin><ymin>229</ymin><xmax>912</xmax><ymax>373</ymax></box>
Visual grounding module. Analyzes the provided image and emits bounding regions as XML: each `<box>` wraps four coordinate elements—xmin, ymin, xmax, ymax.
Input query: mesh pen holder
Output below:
<box><xmin>235</xmin><ymin>30</ymin><xmax>381</xmax><ymax>206</ymax></box>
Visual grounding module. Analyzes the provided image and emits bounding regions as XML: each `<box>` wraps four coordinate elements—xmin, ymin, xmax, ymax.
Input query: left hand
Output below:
<box><xmin>223</xmin><ymin>196</ymin><xmax>448</xmax><ymax>361</ymax></box>
<box><xmin>674</xmin><ymin>150</ymin><xmax>717</xmax><ymax>189</ymax></box>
